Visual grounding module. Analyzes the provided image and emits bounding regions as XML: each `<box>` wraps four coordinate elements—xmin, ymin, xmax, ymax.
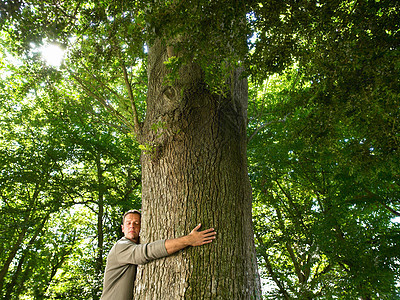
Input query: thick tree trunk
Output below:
<box><xmin>134</xmin><ymin>40</ymin><xmax>261</xmax><ymax>299</ymax></box>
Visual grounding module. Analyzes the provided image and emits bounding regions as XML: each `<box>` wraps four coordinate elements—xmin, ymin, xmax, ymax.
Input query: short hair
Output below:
<box><xmin>122</xmin><ymin>209</ymin><xmax>141</xmax><ymax>224</ymax></box>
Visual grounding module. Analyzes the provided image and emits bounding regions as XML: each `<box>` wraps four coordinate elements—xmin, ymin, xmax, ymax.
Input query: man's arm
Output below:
<box><xmin>164</xmin><ymin>224</ymin><xmax>216</xmax><ymax>255</ymax></box>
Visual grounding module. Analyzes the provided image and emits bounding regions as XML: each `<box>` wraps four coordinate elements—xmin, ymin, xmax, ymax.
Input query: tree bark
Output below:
<box><xmin>95</xmin><ymin>151</ymin><xmax>104</xmax><ymax>300</ymax></box>
<box><xmin>134</xmin><ymin>40</ymin><xmax>261</xmax><ymax>299</ymax></box>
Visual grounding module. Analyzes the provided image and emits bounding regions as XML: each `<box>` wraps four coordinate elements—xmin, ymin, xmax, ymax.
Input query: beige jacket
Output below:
<box><xmin>100</xmin><ymin>237</ymin><xmax>168</xmax><ymax>300</ymax></box>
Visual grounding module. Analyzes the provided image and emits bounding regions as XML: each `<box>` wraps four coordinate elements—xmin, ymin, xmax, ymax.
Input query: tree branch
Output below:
<box><xmin>247</xmin><ymin>113</ymin><xmax>290</xmax><ymax>144</ymax></box>
<box><xmin>380</xmin><ymin>202</ymin><xmax>400</xmax><ymax>217</ymax></box>
<box><xmin>285</xmin><ymin>241</ymin><xmax>306</xmax><ymax>284</ymax></box>
<box><xmin>70</xmin><ymin>73</ymin><xmax>135</xmax><ymax>133</ymax></box>
<box><xmin>256</xmin><ymin>235</ymin><xmax>291</xmax><ymax>300</ymax></box>
<box><xmin>121</xmin><ymin>63</ymin><xmax>142</xmax><ymax>135</ymax></box>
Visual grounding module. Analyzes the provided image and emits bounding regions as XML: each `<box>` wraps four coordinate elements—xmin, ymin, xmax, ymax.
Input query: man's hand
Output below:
<box><xmin>186</xmin><ymin>224</ymin><xmax>216</xmax><ymax>246</ymax></box>
<box><xmin>164</xmin><ymin>224</ymin><xmax>216</xmax><ymax>255</ymax></box>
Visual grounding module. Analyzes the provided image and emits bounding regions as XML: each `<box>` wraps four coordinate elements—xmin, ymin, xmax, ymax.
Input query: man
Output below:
<box><xmin>100</xmin><ymin>210</ymin><xmax>216</xmax><ymax>300</ymax></box>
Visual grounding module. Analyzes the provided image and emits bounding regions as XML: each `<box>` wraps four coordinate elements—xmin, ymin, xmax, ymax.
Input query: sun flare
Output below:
<box><xmin>41</xmin><ymin>44</ymin><xmax>64</xmax><ymax>67</ymax></box>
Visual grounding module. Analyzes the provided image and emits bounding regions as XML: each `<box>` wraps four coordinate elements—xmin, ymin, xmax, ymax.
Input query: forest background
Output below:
<box><xmin>0</xmin><ymin>0</ymin><xmax>399</xmax><ymax>299</ymax></box>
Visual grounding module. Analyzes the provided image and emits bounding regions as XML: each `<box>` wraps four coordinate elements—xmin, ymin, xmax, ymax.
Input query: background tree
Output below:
<box><xmin>245</xmin><ymin>1</ymin><xmax>400</xmax><ymax>298</ymax></box>
<box><xmin>0</xmin><ymin>57</ymin><xmax>66</xmax><ymax>297</ymax></box>
<box><xmin>248</xmin><ymin>66</ymin><xmax>399</xmax><ymax>299</ymax></box>
<box><xmin>0</xmin><ymin>43</ymin><xmax>141</xmax><ymax>299</ymax></box>
<box><xmin>44</xmin><ymin>83</ymin><xmax>142</xmax><ymax>298</ymax></box>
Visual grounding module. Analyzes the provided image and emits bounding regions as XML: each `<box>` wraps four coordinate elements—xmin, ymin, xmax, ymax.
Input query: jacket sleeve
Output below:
<box><xmin>115</xmin><ymin>239</ymin><xmax>169</xmax><ymax>265</ymax></box>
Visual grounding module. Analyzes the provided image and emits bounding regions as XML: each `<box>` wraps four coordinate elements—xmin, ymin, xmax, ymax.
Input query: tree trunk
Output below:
<box><xmin>134</xmin><ymin>40</ymin><xmax>261</xmax><ymax>299</ymax></box>
<box><xmin>0</xmin><ymin>223</ymin><xmax>28</xmax><ymax>295</ymax></box>
<box><xmin>5</xmin><ymin>215</ymin><xmax>48</xmax><ymax>298</ymax></box>
<box><xmin>95</xmin><ymin>151</ymin><xmax>104</xmax><ymax>300</ymax></box>
<box><xmin>0</xmin><ymin>230</ymin><xmax>26</xmax><ymax>296</ymax></box>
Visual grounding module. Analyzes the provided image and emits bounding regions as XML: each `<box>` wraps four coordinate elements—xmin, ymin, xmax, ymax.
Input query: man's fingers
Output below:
<box><xmin>201</xmin><ymin>239</ymin><xmax>214</xmax><ymax>245</ymax></box>
<box><xmin>202</xmin><ymin>231</ymin><xmax>216</xmax><ymax>241</ymax></box>
<box><xmin>193</xmin><ymin>223</ymin><xmax>202</xmax><ymax>231</ymax></box>
<box><xmin>199</xmin><ymin>228</ymin><xmax>216</xmax><ymax>239</ymax></box>
<box><xmin>200</xmin><ymin>227</ymin><xmax>216</xmax><ymax>233</ymax></box>
<box><xmin>193</xmin><ymin>225</ymin><xmax>216</xmax><ymax>234</ymax></box>
<box><xmin>203</xmin><ymin>232</ymin><xmax>216</xmax><ymax>238</ymax></box>
<box><xmin>188</xmin><ymin>226</ymin><xmax>217</xmax><ymax>246</ymax></box>
<box><xmin>190</xmin><ymin>225</ymin><xmax>217</xmax><ymax>246</ymax></box>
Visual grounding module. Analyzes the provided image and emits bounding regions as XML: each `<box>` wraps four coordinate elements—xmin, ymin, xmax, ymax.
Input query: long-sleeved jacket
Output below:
<box><xmin>100</xmin><ymin>237</ymin><xmax>169</xmax><ymax>300</ymax></box>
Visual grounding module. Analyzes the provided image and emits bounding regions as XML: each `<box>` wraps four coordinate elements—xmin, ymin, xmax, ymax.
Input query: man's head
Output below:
<box><xmin>121</xmin><ymin>210</ymin><xmax>141</xmax><ymax>243</ymax></box>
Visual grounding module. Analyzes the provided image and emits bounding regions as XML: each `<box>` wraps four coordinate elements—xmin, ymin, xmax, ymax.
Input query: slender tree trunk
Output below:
<box><xmin>4</xmin><ymin>247</ymin><xmax>26</xmax><ymax>298</ymax></box>
<box><xmin>41</xmin><ymin>248</ymin><xmax>74</xmax><ymax>298</ymax></box>
<box><xmin>256</xmin><ymin>235</ymin><xmax>291</xmax><ymax>300</ymax></box>
<box><xmin>4</xmin><ymin>214</ymin><xmax>48</xmax><ymax>299</ymax></box>
<box><xmin>134</xmin><ymin>40</ymin><xmax>261</xmax><ymax>299</ymax></box>
<box><xmin>95</xmin><ymin>151</ymin><xmax>104</xmax><ymax>300</ymax></box>
<box><xmin>0</xmin><ymin>228</ymin><xmax>27</xmax><ymax>295</ymax></box>
<box><xmin>11</xmin><ymin>261</ymin><xmax>31</xmax><ymax>299</ymax></box>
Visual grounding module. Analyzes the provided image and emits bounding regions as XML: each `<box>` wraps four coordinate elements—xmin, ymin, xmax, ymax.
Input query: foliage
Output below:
<box><xmin>246</xmin><ymin>3</ymin><xmax>400</xmax><ymax>296</ymax></box>
<box><xmin>0</xmin><ymin>43</ymin><xmax>141</xmax><ymax>298</ymax></box>
<box><xmin>248</xmin><ymin>66</ymin><xmax>400</xmax><ymax>299</ymax></box>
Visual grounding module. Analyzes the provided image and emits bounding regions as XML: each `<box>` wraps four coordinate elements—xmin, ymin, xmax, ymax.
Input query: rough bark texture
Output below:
<box><xmin>134</xmin><ymin>40</ymin><xmax>261</xmax><ymax>299</ymax></box>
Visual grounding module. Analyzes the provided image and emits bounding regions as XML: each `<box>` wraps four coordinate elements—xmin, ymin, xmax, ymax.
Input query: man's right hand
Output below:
<box><xmin>164</xmin><ymin>224</ymin><xmax>216</xmax><ymax>254</ymax></box>
<box><xmin>186</xmin><ymin>224</ymin><xmax>216</xmax><ymax>246</ymax></box>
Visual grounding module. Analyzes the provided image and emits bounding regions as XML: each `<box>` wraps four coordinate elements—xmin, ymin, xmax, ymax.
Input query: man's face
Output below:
<box><xmin>121</xmin><ymin>213</ymin><xmax>141</xmax><ymax>243</ymax></box>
